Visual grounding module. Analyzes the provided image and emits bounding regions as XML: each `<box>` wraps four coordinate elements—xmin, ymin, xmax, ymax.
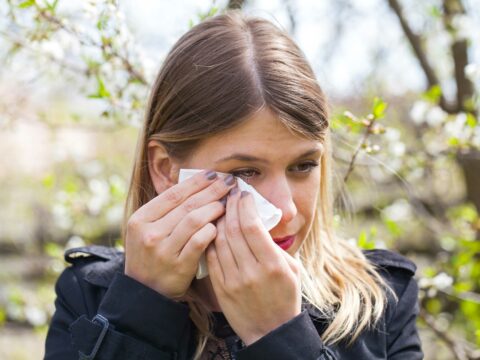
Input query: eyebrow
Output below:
<box><xmin>214</xmin><ymin>147</ymin><xmax>323</xmax><ymax>164</ymax></box>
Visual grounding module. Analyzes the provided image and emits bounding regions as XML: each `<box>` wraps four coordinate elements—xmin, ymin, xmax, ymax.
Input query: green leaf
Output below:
<box><xmin>384</xmin><ymin>218</ymin><xmax>403</xmax><ymax>237</ymax></box>
<box><xmin>357</xmin><ymin>229</ymin><xmax>376</xmax><ymax>250</ymax></box>
<box><xmin>97</xmin><ymin>14</ymin><xmax>109</xmax><ymax>31</ymax></box>
<box><xmin>372</xmin><ymin>97</ymin><xmax>388</xmax><ymax>119</ymax></box>
<box><xmin>41</xmin><ymin>173</ymin><xmax>55</xmax><ymax>189</ymax></box>
<box><xmin>19</xmin><ymin>0</ymin><xmax>35</xmax><ymax>8</ymax></box>
<box><xmin>88</xmin><ymin>77</ymin><xmax>111</xmax><ymax>99</ymax></box>
<box><xmin>0</xmin><ymin>307</ymin><xmax>6</xmax><ymax>326</ymax></box>
<box><xmin>448</xmin><ymin>137</ymin><xmax>460</xmax><ymax>146</ymax></box>
<box><xmin>429</xmin><ymin>5</ymin><xmax>442</xmax><ymax>19</ymax></box>
<box><xmin>426</xmin><ymin>298</ymin><xmax>442</xmax><ymax>314</ymax></box>
<box><xmin>422</xmin><ymin>85</ymin><xmax>442</xmax><ymax>103</ymax></box>
<box><xmin>44</xmin><ymin>242</ymin><xmax>63</xmax><ymax>259</ymax></box>
<box><xmin>466</xmin><ymin>113</ymin><xmax>477</xmax><ymax>128</ymax></box>
<box><xmin>423</xmin><ymin>267</ymin><xmax>437</xmax><ymax>278</ymax></box>
<box><xmin>45</xmin><ymin>0</ymin><xmax>59</xmax><ymax>11</ymax></box>
<box><xmin>454</xmin><ymin>281</ymin><xmax>472</xmax><ymax>293</ymax></box>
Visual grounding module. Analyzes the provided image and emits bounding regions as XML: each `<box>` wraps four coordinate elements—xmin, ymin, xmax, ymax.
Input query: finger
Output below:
<box><xmin>238</xmin><ymin>190</ymin><xmax>279</xmax><ymax>263</ymax></box>
<box><xmin>155</xmin><ymin>174</ymin><xmax>236</xmax><ymax>231</ymax></box>
<box><xmin>214</xmin><ymin>215</ymin><xmax>238</xmax><ymax>282</ymax></box>
<box><xmin>206</xmin><ymin>243</ymin><xmax>225</xmax><ymax>290</ymax></box>
<box><xmin>225</xmin><ymin>187</ymin><xmax>258</xmax><ymax>270</ymax></box>
<box><xmin>166</xmin><ymin>201</ymin><xmax>225</xmax><ymax>254</ymax></box>
<box><xmin>279</xmin><ymin>249</ymin><xmax>301</xmax><ymax>276</ymax></box>
<box><xmin>135</xmin><ymin>169</ymin><xmax>218</xmax><ymax>223</ymax></box>
<box><xmin>178</xmin><ymin>222</ymin><xmax>217</xmax><ymax>265</ymax></box>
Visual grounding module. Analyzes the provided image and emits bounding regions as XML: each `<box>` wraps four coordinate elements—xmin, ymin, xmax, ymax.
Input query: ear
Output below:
<box><xmin>147</xmin><ymin>140</ymin><xmax>180</xmax><ymax>195</ymax></box>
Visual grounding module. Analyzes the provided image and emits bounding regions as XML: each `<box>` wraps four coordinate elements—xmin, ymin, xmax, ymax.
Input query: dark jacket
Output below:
<box><xmin>44</xmin><ymin>245</ymin><xmax>423</xmax><ymax>359</ymax></box>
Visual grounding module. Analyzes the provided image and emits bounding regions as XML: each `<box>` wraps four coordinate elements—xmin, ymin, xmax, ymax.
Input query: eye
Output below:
<box><xmin>291</xmin><ymin>161</ymin><xmax>319</xmax><ymax>173</ymax></box>
<box><xmin>230</xmin><ymin>168</ymin><xmax>259</xmax><ymax>181</ymax></box>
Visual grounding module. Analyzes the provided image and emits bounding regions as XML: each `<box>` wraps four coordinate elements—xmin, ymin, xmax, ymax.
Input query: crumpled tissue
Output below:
<box><xmin>178</xmin><ymin>168</ymin><xmax>282</xmax><ymax>279</ymax></box>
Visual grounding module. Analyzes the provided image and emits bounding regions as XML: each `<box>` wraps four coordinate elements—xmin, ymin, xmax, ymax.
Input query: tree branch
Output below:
<box><xmin>387</xmin><ymin>0</ymin><xmax>456</xmax><ymax>113</ymax></box>
<box><xmin>419</xmin><ymin>309</ymin><xmax>472</xmax><ymax>360</ymax></box>
<box><xmin>227</xmin><ymin>0</ymin><xmax>245</xmax><ymax>10</ymax></box>
<box><xmin>442</xmin><ymin>0</ymin><xmax>475</xmax><ymax>113</ymax></box>
<box><xmin>282</xmin><ymin>0</ymin><xmax>297</xmax><ymax>35</ymax></box>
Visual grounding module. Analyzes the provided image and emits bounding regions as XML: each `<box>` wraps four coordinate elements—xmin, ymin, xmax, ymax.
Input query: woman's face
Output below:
<box><xmin>179</xmin><ymin>107</ymin><xmax>323</xmax><ymax>256</ymax></box>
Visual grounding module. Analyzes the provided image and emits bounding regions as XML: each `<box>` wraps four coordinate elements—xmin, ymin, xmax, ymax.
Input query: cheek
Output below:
<box><xmin>296</xmin><ymin>181</ymin><xmax>319</xmax><ymax>213</ymax></box>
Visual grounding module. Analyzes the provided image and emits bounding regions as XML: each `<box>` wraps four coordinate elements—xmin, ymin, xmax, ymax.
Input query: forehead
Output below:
<box><xmin>196</xmin><ymin>108</ymin><xmax>321</xmax><ymax>156</ymax></box>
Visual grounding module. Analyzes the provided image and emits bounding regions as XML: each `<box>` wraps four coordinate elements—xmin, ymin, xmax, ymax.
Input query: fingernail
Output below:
<box><xmin>224</xmin><ymin>174</ymin><xmax>235</xmax><ymax>186</ymax></box>
<box><xmin>219</xmin><ymin>197</ymin><xmax>227</xmax><ymax>207</ymax></box>
<box><xmin>240</xmin><ymin>190</ymin><xmax>250</xmax><ymax>198</ymax></box>
<box><xmin>205</xmin><ymin>170</ymin><xmax>217</xmax><ymax>180</ymax></box>
<box><xmin>229</xmin><ymin>186</ymin><xmax>239</xmax><ymax>196</ymax></box>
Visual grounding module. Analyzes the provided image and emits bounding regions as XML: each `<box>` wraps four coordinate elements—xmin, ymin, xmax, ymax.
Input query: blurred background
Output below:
<box><xmin>0</xmin><ymin>0</ymin><xmax>479</xmax><ymax>359</ymax></box>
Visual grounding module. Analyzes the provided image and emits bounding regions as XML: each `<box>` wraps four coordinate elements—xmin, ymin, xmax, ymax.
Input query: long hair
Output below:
<box><xmin>122</xmin><ymin>10</ymin><xmax>388</xmax><ymax>359</ymax></box>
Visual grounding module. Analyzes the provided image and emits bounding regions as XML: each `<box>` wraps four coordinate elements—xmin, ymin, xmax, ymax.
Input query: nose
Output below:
<box><xmin>262</xmin><ymin>175</ymin><xmax>297</xmax><ymax>224</ymax></box>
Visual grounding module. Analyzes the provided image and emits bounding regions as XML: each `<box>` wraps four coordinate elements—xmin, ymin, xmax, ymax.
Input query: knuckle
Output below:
<box><xmin>186</xmin><ymin>213</ymin><xmax>204</xmax><ymax>229</ymax></box>
<box><xmin>264</xmin><ymin>262</ymin><xmax>283</xmax><ymax>277</ymax></box>
<box><xmin>227</xmin><ymin>223</ymin><xmax>241</xmax><ymax>237</ymax></box>
<box><xmin>192</xmin><ymin>175</ymin><xmax>204</xmax><ymax>188</ymax></box>
<box><xmin>206</xmin><ymin>223</ymin><xmax>217</xmax><ymax>237</ymax></box>
<box><xmin>226</xmin><ymin>280</ymin><xmax>242</xmax><ymax>294</ymax></box>
<box><xmin>215</xmin><ymin>233</ymin><xmax>226</xmax><ymax>246</ymax></box>
<box><xmin>243</xmin><ymin>221</ymin><xmax>260</xmax><ymax>235</ymax></box>
<box><xmin>241</xmin><ymin>273</ymin><xmax>257</xmax><ymax>288</ymax></box>
<box><xmin>142</xmin><ymin>231</ymin><xmax>157</xmax><ymax>247</ymax></box>
<box><xmin>165</xmin><ymin>188</ymin><xmax>183</xmax><ymax>205</ymax></box>
<box><xmin>190</xmin><ymin>234</ymin><xmax>207</xmax><ymax>252</ymax></box>
<box><xmin>183</xmin><ymin>199</ymin><xmax>198</xmax><ymax>213</ymax></box>
<box><xmin>155</xmin><ymin>246</ymin><xmax>169</xmax><ymax>262</ymax></box>
<box><xmin>211</xmin><ymin>180</ymin><xmax>226</xmax><ymax>197</ymax></box>
<box><xmin>127</xmin><ymin>215</ymin><xmax>141</xmax><ymax>230</ymax></box>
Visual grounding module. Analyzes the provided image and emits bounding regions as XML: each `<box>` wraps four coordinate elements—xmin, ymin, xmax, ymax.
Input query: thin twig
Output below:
<box><xmin>343</xmin><ymin>117</ymin><xmax>376</xmax><ymax>184</ymax></box>
<box><xmin>419</xmin><ymin>309</ymin><xmax>469</xmax><ymax>360</ymax></box>
<box><xmin>387</xmin><ymin>0</ymin><xmax>456</xmax><ymax>114</ymax></box>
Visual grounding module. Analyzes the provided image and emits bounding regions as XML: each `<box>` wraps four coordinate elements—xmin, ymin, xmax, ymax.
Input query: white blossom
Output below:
<box><xmin>444</xmin><ymin>113</ymin><xmax>467</xmax><ymax>139</ymax></box>
<box><xmin>385</xmin><ymin>128</ymin><xmax>401</xmax><ymax>142</ymax></box>
<box><xmin>452</xmin><ymin>14</ymin><xmax>473</xmax><ymax>41</ymax></box>
<box><xmin>66</xmin><ymin>235</ymin><xmax>85</xmax><ymax>249</ymax></box>
<box><xmin>87</xmin><ymin>178</ymin><xmax>111</xmax><ymax>215</ymax></box>
<box><xmin>432</xmin><ymin>272</ymin><xmax>453</xmax><ymax>290</ymax></box>
<box><xmin>410</xmin><ymin>101</ymin><xmax>429</xmax><ymax>125</ymax></box>
<box><xmin>25</xmin><ymin>306</ymin><xmax>47</xmax><ymax>327</ymax></box>
<box><xmin>389</xmin><ymin>141</ymin><xmax>406</xmax><ymax>157</ymax></box>
<box><xmin>472</xmin><ymin>126</ymin><xmax>480</xmax><ymax>148</ymax></box>
<box><xmin>426</xmin><ymin>106</ymin><xmax>448</xmax><ymax>127</ymax></box>
<box><xmin>464</xmin><ymin>63</ymin><xmax>479</xmax><ymax>80</ymax></box>
<box><xmin>106</xmin><ymin>205</ymin><xmax>123</xmax><ymax>224</ymax></box>
<box><xmin>382</xmin><ymin>198</ymin><xmax>412</xmax><ymax>221</ymax></box>
<box><xmin>52</xmin><ymin>203</ymin><xmax>72</xmax><ymax>229</ymax></box>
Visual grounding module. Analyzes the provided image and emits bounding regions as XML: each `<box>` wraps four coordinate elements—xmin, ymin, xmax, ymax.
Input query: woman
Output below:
<box><xmin>44</xmin><ymin>10</ymin><xmax>423</xmax><ymax>360</ymax></box>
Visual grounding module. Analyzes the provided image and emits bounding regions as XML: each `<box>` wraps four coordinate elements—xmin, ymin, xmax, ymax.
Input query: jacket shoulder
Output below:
<box><xmin>63</xmin><ymin>245</ymin><xmax>125</xmax><ymax>288</ymax></box>
<box><xmin>363</xmin><ymin>248</ymin><xmax>417</xmax><ymax>276</ymax></box>
<box><xmin>64</xmin><ymin>245</ymin><xmax>123</xmax><ymax>263</ymax></box>
<box><xmin>364</xmin><ymin>249</ymin><xmax>420</xmax><ymax>325</ymax></box>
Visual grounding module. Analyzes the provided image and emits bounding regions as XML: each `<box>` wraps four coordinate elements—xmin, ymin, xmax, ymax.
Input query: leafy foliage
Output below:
<box><xmin>0</xmin><ymin>1</ymin><xmax>479</xmax><ymax>359</ymax></box>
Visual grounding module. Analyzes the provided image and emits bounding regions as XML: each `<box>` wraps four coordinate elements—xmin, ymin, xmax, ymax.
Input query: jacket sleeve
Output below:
<box><xmin>386</xmin><ymin>272</ymin><xmax>423</xmax><ymax>359</ymax></box>
<box><xmin>44</xmin><ymin>266</ymin><xmax>191</xmax><ymax>360</ymax></box>
<box><xmin>232</xmin><ymin>310</ymin><xmax>337</xmax><ymax>360</ymax></box>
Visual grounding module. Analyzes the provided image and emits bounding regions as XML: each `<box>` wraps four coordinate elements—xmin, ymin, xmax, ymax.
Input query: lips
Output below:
<box><xmin>272</xmin><ymin>235</ymin><xmax>296</xmax><ymax>250</ymax></box>
<box><xmin>273</xmin><ymin>235</ymin><xmax>294</xmax><ymax>243</ymax></box>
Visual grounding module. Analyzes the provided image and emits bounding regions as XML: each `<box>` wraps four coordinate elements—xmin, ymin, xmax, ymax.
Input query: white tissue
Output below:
<box><xmin>178</xmin><ymin>168</ymin><xmax>282</xmax><ymax>279</ymax></box>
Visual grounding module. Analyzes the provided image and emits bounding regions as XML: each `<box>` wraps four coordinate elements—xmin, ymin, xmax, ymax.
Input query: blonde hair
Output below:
<box><xmin>122</xmin><ymin>10</ymin><xmax>389</xmax><ymax>359</ymax></box>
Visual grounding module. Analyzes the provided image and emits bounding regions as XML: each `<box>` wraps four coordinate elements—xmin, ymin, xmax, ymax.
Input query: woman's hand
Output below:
<box><xmin>124</xmin><ymin>170</ymin><xmax>236</xmax><ymax>300</ymax></box>
<box><xmin>206</xmin><ymin>187</ymin><xmax>302</xmax><ymax>346</ymax></box>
